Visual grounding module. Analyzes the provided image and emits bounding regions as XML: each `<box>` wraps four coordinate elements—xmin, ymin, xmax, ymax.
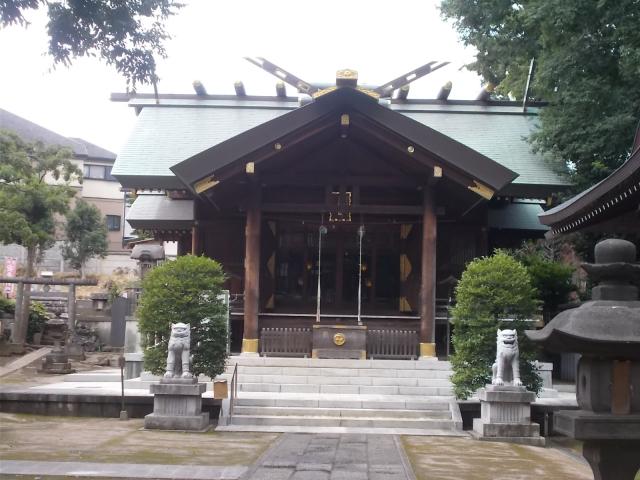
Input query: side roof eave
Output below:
<box><xmin>539</xmin><ymin>143</ymin><xmax>640</xmax><ymax>227</ymax></box>
<box><xmin>170</xmin><ymin>87</ymin><xmax>518</xmax><ymax>193</ymax></box>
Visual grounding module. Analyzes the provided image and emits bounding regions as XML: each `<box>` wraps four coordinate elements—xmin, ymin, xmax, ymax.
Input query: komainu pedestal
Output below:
<box><xmin>144</xmin><ymin>323</ymin><xmax>209</xmax><ymax>431</ymax></box>
<box><xmin>472</xmin><ymin>385</ymin><xmax>544</xmax><ymax>446</ymax></box>
<box><xmin>143</xmin><ymin>377</ymin><xmax>209</xmax><ymax>431</ymax></box>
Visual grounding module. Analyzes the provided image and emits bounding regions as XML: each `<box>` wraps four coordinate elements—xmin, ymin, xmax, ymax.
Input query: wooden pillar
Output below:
<box><xmin>242</xmin><ymin>185</ymin><xmax>261</xmax><ymax>355</ymax></box>
<box><xmin>419</xmin><ymin>186</ymin><xmax>437</xmax><ymax>358</ymax></box>
<box><xmin>191</xmin><ymin>225</ymin><xmax>200</xmax><ymax>255</ymax></box>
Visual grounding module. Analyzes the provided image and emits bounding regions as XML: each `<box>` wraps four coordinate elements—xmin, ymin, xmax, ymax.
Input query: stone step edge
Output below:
<box><xmin>226</xmin><ymin>357</ymin><xmax>451</xmax><ymax>369</ymax></box>
<box><xmin>231</xmin><ymin>414</ymin><xmax>453</xmax><ymax>422</ymax></box>
<box><xmin>235</xmin><ymin>392</ymin><xmax>454</xmax><ymax>401</ymax></box>
<box><xmin>233</xmin><ymin>406</ymin><xmax>450</xmax><ymax>415</ymax></box>
<box><xmin>215</xmin><ymin>424</ymin><xmax>468</xmax><ymax>436</ymax></box>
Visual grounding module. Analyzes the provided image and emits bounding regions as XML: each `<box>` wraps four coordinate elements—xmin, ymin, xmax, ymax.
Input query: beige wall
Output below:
<box><xmin>83</xmin><ymin>196</ymin><xmax>126</xmax><ymax>252</ymax></box>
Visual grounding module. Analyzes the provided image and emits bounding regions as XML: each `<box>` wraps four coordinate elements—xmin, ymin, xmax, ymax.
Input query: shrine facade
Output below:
<box><xmin>113</xmin><ymin>68</ymin><xmax>568</xmax><ymax>358</ymax></box>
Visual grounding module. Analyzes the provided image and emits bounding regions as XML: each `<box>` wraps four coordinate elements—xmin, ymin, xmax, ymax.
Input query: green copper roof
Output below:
<box><xmin>401</xmin><ymin>110</ymin><xmax>567</xmax><ymax>187</ymax></box>
<box><xmin>489</xmin><ymin>202</ymin><xmax>549</xmax><ymax>231</ymax></box>
<box><xmin>112</xmin><ymin>98</ymin><xmax>569</xmax><ymax>192</ymax></box>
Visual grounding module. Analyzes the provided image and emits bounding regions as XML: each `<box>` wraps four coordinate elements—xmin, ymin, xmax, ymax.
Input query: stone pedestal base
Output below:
<box><xmin>471</xmin><ymin>385</ymin><xmax>544</xmax><ymax>446</ymax></box>
<box><xmin>144</xmin><ymin>377</ymin><xmax>209</xmax><ymax>431</ymax></box>
<box><xmin>39</xmin><ymin>349</ymin><xmax>75</xmax><ymax>374</ymax></box>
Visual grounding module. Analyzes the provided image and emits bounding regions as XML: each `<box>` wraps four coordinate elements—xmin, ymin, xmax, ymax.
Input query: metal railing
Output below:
<box><xmin>229</xmin><ymin>362</ymin><xmax>238</xmax><ymax>418</ymax></box>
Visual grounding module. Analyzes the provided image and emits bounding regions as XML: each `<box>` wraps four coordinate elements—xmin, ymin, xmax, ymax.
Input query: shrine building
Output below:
<box><xmin>112</xmin><ymin>63</ymin><xmax>569</xmax><ymax>359</ymax></box>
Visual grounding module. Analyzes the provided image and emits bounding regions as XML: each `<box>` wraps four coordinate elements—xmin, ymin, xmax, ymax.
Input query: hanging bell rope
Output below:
<box><xmin>357</xmin><ymin>224</ymin><xmax>365</xmax><ymax>325</ymax></box>
<box><xmin>316</xmin><ymin>222</ymin><xmax>327</xmax><ymax>323</ymax></box>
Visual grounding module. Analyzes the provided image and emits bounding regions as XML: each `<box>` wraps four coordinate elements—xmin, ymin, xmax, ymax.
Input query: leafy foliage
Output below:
<box><xmin>440</xmin><ymin>0</ymin><xmax>640</xmax><ymax>191</ymax></box>
<box><xmin>450</xmin><ymin>251</ymin><xmax>542</xmax><ymax>399</ymax></box>
<box><xmin>0</xmin><ymin>0</ymin><xmax>182</xmax><ymax>89</ymax></box>
<box><xmin>513</xmin><ymin>243</ymin><xmax>575</xmax><ymax>319</ymax></box>
<box><xmin>27</xmin><ymin>301</ymin><xmax>48</xmax><ymax>342</ymax></box>
<box><xmin>62</xmin><ymin>199</ymin><xmax>108</xmax><ymax>277</ymax></box>
<box><xmin>137</xmin><ymin>255</ymin><xmax>228</xmax><ymax>379</ymax></box>
<box><xmin>0</xmin><ymin>297</ymin><xmax>16</xmax><ymax>314</ymax></box>
<box><xmin>0</xmin><ymin>130</ymin><xmax>81</xmax><ymax>254</ymax></box>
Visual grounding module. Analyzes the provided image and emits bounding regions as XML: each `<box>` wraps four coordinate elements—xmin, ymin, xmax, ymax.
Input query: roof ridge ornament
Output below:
<box><xmin>243</xmin><ymin>57</ymin><xmax>450</xmax><ymax>99</ymax></box>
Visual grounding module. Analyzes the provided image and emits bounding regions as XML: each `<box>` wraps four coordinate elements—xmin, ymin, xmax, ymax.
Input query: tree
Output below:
<box><xmin>512</xmin><ymin>241</ymin><xmax>576</xmax><ymax>321</ymax></box>
<box><xmin>440</xmin><ymin>0</ymin><xmax>640</xmax><ymax>191</ymax></box>
<box><xmin>0</xmin><ymin>130</ymin><xmax>81</xmax><ymax>343</ymax></box>
<box><xmin>0</xmin><ymin>0</ymin><xmax>182</xmax><ymax>89</ymax></box>
<box><xmin>450</xmin><ymin>251</ymin><xmax>542</xmax><ymax>399</ymax></box>
<box><xmin>61</xmin><ymin>199</ymin><xmax>108</xmax><ymax>278</ymax></box>
<box><xmin>137</xmin><ymin>255</ymin><xmax>228</xmax><ymax>379</ymax></box>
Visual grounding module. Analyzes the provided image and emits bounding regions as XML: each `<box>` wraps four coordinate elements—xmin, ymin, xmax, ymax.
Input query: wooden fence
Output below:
<box><xmin>367</xmin><ymin>329</ymin><xmax>419</xmax><ymax>359</ymax></box>
<box><xmin>260</xmin><ymin>327</ymin><xmax>313</xmax><ymax>357</ymax></box>
<box><xmin>259</xmin><ymin>327</ymin><xmax>420</xmax><ymax>359</ymax></box>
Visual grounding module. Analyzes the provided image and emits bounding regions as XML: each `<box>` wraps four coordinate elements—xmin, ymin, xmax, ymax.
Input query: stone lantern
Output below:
<box><xmin>130</xmin><ymin>244</ymin><xmax>165</xmax><ymax>279</ymax></box>
<box><xmin>526</xmin><ymin>238</ymin><xmax>640</xmax><ymax>480</ymax></box>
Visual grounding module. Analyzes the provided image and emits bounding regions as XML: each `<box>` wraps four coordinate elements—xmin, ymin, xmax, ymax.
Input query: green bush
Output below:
<box><xmin>27</xmin><ymin>301</ymin><xmax>48</xmax><ymax>342</ymax></box>
<box><xmin>0</xmin><ymin>297</ymin><xmax>15</xmax><ymax>314</ymax></box>
<box><xmin>512</xmin><ymin>244</ymin><xmax>575</xmax><ymax>319</ymax></box>
<box><xmin>137</xmin><ymin>255</ymin><xmax>228</xmax><ymax>378</ymax></box>
<box><xmin>450</xmin><ymin>251</ymin><xmax>542</xmax><ymax>399</ymax></box>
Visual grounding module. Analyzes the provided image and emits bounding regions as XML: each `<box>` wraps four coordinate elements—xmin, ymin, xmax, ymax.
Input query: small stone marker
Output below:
<box><xmin>471</xmin><ymin>328</ymin><xmax>544</xmax><ymax>446</ymax></box>
<box><xmin>144</xmin><ymin>323</ymin><xmax>209</xmax><ymax>431</ymax></box>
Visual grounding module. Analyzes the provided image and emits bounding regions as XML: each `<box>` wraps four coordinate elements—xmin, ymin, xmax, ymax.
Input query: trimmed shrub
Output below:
<box><xmin>450</xmin><ymin>251</ymin><xmax>542</xmax><ymax>399</ymax></box>
<box><xmin>137</xmin><ymin>255</ymin><xmax>228</xmax><ymax>378</ymax></box>
<box><xmin>27</xmin><ymin>301</ymin><xmax>48</xmax><ymax>342</ymax></box>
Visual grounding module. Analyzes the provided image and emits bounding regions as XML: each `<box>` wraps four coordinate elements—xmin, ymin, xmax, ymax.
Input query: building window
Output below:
<box><xmin>83</xmin><ymin>164</ymin><xmax>115</xmax><ymax>181</ymax></box>
<box><xmin>106</xmin><ymin>215</ymin><xmax>121</xmax><ymax>231</ymax></box>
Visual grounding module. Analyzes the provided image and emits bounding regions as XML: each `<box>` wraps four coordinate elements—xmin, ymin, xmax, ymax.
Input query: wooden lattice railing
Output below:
<box><xmin>260</xmin><ymin>327</ymin><xmax>312</xmax><ymax>357</ymax></box>
<box><xmin>367</xmin><ymin>329</ymin><xmax>419</xmax><ymax>360</ymax></box>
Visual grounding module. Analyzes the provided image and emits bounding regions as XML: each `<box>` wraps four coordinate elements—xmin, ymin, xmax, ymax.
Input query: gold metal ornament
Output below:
<box><xmin>333</xmin><ymin>333</ymin><xmax>346</xmax><ymax>346</ymax></box>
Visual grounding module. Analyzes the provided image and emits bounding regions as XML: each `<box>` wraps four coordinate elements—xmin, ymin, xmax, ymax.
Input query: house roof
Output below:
<box><xmin>68</xmin><ymin>137</ymin><xmax>116</xmax><ymax>161</ymax></box>
<box><xmin>538</xmin><ymin>127</ymin><xmax>640</xmax><ymax>235</ymax></box>
<box><xmin>0</xmin><ymin>108</ymin><xmax>115</xmax><ymax>161</ymax></box>
<box><xmin>112</xmin><ymin>92</ymin><xmax>569</xmax><ymax>196</ymax></box>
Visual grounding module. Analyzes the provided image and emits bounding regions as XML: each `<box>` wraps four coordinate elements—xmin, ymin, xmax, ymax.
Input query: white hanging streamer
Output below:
<box><xmin>357</xmin><ymin>224</ymin><xmax>365</xmax><ymax>325</ymax></box>
<box><xmin>316</xmin><ymin>224</ymin><xmax>327</xmax><ymax>322</ymax></box>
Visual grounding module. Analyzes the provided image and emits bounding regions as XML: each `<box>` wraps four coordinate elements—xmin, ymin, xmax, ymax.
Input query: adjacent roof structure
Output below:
<box><xmin>126</xmin><ymin>193</ymin><xmax>194</xmax><ymax>231</ymax></box>
<box><xmin>0</xmin><ymin>108</ymin><xmax>116</xmax><ymax>161</ymax></box>
<box><xmin>539</xmin><ymin>125</ymin><xmax>640</xmax><ymax>236</ymax></box>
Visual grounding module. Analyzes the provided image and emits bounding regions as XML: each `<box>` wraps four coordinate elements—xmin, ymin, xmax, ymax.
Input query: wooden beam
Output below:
<box><xmin>419</xmin><ymin>186</ymin><xmax>437</xmax><ymax>357</ymax></box>
<box><xmin>242</xmin><ymin>183</ymin><xmax>261</xmax><ymax>354</ymax></box>
<box><xmin>260</xmin><ymin>174</ymin><xmax>422</xmax><ymax>188</ymax></box>
<box><xmin>261</xmin><ymin>203</ymin><xmax>423</xmax><ymax>215</ymax></box>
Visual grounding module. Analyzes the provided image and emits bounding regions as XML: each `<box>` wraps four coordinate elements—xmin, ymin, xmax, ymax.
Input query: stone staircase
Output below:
<box><xmin>216</xmin><ymin>356</ymin><xmax>463</xmax><ymax>435</ymax></box>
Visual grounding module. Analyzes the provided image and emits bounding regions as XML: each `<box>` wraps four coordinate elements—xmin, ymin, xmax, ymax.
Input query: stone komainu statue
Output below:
<box><xmin>165</xmin><ymin>323</ymin><xmax>193</xmax><ymax>379</ymax></box>
<box><xmin>491</xmin><ymin>328</ymin><xmax>523</xmax><ymax>386</ymax></box>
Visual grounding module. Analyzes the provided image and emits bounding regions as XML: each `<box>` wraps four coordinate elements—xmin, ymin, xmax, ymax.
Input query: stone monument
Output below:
<box><xmin>144</xmin><ymin>323</ymin><xmax>209</xmax><ymax>431</ymax></box>
<box><xmin>472</xmin><ymin>329</ymin><xmax>544</xmax><ymax>446</ymax></box>
<box><xmin>527</xmin><ymin>239</ymin><xmax>640</xmax><ymax>479</ymax></box>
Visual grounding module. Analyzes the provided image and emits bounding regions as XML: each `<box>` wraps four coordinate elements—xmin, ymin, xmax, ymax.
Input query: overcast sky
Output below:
<box><xmin>0</xmin><ymin>0</ymin><xmax>482</xmax><ymax>154</ymax></box>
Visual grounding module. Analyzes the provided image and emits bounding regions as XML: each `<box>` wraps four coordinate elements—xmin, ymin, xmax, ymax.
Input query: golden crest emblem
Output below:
<box><xmin>333</xmin><ymin>333</ymin><xmax>346</xmax><ymax>346</ymax></box>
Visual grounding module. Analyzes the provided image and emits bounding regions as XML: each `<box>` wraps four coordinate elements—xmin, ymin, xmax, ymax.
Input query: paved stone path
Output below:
<box><xmin>0</xmin><ymin>460</ymin><xmax>247</xmax><ymax>479</ymax></box>
<box><xmin>0</xmin><ymin>347</ymin><xmax>50</xmax><ymax>378</ymax></box>
<box><xmin>243</xmin><ymin>433</ymin><xmax>416</xmax><ymax>480</ymax></box>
